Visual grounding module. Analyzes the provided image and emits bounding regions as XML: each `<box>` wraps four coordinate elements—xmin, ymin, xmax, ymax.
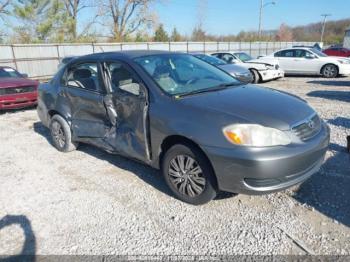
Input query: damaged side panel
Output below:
<box><xmin>63</xmin><ymin>59</ymin><xmax>151</xmax><ymax>164</ymax></box>
<box><xmin>102</xmin><ymin>89</ymin><xmax>149</xmax><ymax>163</ymax></box>
<box><xmin>66</xmin><ymin>87</ymin><xmax>110</xmax><ymax>138</ymax></box>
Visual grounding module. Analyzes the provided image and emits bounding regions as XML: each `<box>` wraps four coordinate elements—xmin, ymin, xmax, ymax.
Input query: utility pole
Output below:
<box><xmin>258</xmin><ymin>0</ymin><xmax>276</xmax><ymax>40</ymax></box>
<box><xmin>258</xmin><ymin>0</ymin><xmax>264</xmax><ymax>39</ymax></box>
<box><xmin>321</xmin><ymin>14</ymin><xmax>331</xmax><ymax>43</ymax></box>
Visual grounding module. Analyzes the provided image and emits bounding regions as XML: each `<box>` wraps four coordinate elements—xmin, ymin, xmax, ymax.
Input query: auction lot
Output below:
<box><xmin>0</xmin><ymin>76</ymin><xmax>349</xmax><ymax>255</ymax></box>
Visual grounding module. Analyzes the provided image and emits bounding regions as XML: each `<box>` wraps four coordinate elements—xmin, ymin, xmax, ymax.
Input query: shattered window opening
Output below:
<box><xmin>66</xmin><ymin>63</ymin><xmax>100</xmax><ymax>93</ymax></box>
<box><xmin>108</xmin><ymin>62</ymin><xmax>141</xmax><ymax>96</ymax></box>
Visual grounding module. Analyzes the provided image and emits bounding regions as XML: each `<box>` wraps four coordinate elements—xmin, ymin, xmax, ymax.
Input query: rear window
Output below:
<box><xmin>0</xmin><ymin>67</ymin><xmax>22</xmax><ymax>78</ymax></box>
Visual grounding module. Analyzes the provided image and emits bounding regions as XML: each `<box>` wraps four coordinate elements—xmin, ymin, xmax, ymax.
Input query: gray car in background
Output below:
<box><xmin>191</xmin><ymin>53</ymin><xmax>253</xmax><ymax>83</ymax></box>
<box><xmin>37</xmin><ymin>51</ymin><xmax>330</xmax><ymax>205</ymax></box>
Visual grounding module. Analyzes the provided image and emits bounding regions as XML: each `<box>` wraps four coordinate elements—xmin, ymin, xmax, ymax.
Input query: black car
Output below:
<box><xmin>37</xmin><ymin>51</ymin><xmax>330</xmax><ymax>205</ymax></box>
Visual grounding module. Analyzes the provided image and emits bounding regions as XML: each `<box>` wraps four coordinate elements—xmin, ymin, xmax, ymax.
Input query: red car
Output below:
<box><xmin>323</xmin><ymin>47</ymin><xmax>350</xmax><ymax>57</ymax></box>
<box><xmin>0</xmin><ymin>66</ymin><xmax>39</xmax><ymax>110</ymax></box>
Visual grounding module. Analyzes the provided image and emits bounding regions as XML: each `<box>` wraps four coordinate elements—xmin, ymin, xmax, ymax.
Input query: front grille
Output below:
<box><xmin>292</xmin><ymin>114</ymin><xmax>321</xmax><ymax>141</ymax></box>
<box><xmin>0</xmin><ymin>86</ymin><xmax>36</xmax><ymax>95</ymax></box>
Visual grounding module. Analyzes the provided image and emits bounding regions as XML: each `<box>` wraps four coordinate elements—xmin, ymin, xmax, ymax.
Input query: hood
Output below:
<box><xmin>320</xmin><ymin>56</ymin><xmax>350</xmax><ymax>63</ymax></box>
<box><xmin>218</xmin><ymin>64</ymin><xmax>251</xmax><ymax>74</ymax></box>
<box><xmin>246</xmin><ymin>60</ymin><xmax>273</xmax><ymax>67</ymax></box>
<box><xmin>252</xmin><ymin>57</ymin><xmax>280</xmax><ymax>66</ymax></box>
<box><xmin>179</xmin><ymin>85</ymin><xmax>315</xmax><ymax>130</ymax></box>
<box><xmin>0</xmin><ymin>77</ymin><xmax>38</xmax><ymax>89</ymax></box>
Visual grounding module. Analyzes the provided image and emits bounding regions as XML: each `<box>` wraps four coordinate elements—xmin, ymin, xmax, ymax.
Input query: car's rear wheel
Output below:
<box><xmin>321</xmin><ymin>64</ymin><xmax>338</xmax><ymax>78</ymax></box>
<box><xmin>250</xmin><ymin>69</ymin><xmax>260</xmax><ymax>83</ymax></box>
<box><xmin>162</xmin><ymin>143</ymin><xmax>217</xmax><ymax>205</ymax></box>
<box><xmin>50</xmin><ymin>114</ymin><xmax>78</xmax><ymax>152</ymax></box>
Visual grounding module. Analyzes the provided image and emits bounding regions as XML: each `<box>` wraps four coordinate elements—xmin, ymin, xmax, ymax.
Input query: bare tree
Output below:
<box><xmin>63</xmin><ymin>0</ymin><xmax>98</xmax><ymax>40</ymax></box>
<box><xmin>0</xmin><ymin>0</ymin><xmax>10</xmax><ymax>18</ymax></box>
<box><xmin>100</xmin><ymin>0</ymin><xmax>156</xmax><ymax>41</ymax></box>
<box><xmin>191</xmin><ymin>0</ymin><xmax>207</xmax><ymax>41</ymax></box>
<box><xmin>275</xmin><ymin>23</ymin><xmax>294</xmax><ymax>41</ymax></box>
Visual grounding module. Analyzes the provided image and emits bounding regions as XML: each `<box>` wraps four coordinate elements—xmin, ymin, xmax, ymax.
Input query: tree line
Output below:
<box><xmin>0</xmin><ymin>0</ymin><xmax>348</xmax><ymax>44</ymax></box>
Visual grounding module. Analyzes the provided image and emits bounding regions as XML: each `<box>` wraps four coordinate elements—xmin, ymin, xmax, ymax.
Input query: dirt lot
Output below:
<box><xmin>0</xmin><ymin>76</ymin><xmax>349</xmax><ymax>256</ymax></box>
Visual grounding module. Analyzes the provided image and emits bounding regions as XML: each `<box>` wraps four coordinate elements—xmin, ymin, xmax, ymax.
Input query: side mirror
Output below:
<box><xmin>22</xmin><ymin>73</ymin><xmax>28</xmax><ymax>78</ymax></box>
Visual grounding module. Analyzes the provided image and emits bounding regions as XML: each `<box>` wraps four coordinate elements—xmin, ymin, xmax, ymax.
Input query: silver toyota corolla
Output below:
<box><xmin>37</xmin><ymin>51</ymin><xmax>330</xmax><ymax>205</ymax></box>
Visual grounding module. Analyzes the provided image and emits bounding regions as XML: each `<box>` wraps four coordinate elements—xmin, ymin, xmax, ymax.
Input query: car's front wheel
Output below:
<box><xmin>49</xmin><ymin>114</ymin><xmax>78</xmax><ymax>152</ymax></box>
<box><xmin>321</xmin><ymin>64</ymin><xmax>338</xmax><ymax>78</ymax></box>
<box><xmin>250</xmin><ymin>69</ymin><xmax>260</xmax><ymax>83</ymax></box>
<box><xmin>162</xmin><ymin>143</ymin><xmax>218</xmax><ymax>205</ymax></box>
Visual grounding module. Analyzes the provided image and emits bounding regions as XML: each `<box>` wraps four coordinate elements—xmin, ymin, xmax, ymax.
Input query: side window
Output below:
<box><xmin>295</xmin><ymin>49</ymin><xmax>306</xmax><ymax>57</ymax></box>
<box><xmin>305</xmin><ymin>51</ymin><xmax>315</xmax><ymax>58</ymax></box>
<box><xmin>222</xmin><ymin>54</ymin><xmax>235</xmax><ymax>63</ymax></box>
<box><xmin>279</xmin><ymin>50</ymin><xmax>295</xmax><ymax>58</ymax></box>
<box><xmin>108</xmin><ymin>62</ymin><xmax>141</xmax><ymax>96</ymax></box>
<box><xmin>66</xmin><ymin>63</ymin><xmax>100</xmax><ymax>92</ymax></box>
<box><xmin>274</xmin><ymin>51</ymin><xmax>281</xmax><ymax>57</ymax></box>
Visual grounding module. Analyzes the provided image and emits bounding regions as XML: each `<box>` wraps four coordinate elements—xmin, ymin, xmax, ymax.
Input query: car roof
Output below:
<box><xmin>77</xmin><ymin>50</ymin><xmax>184</xmax><ymax>61</ymax></box>
<box><xmin>276</xmin><ymin>47</ymin><xmax>314</xmax><ymax>52</ymax></box>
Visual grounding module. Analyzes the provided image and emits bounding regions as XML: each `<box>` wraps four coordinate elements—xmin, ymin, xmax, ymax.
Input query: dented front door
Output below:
<box><xmin>102</xmin><ymin>61</ymin><xmax>150</xmax><ymax>162</ymax></box>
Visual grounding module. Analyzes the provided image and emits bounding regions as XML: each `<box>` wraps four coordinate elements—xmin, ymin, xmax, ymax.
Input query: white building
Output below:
<box><xmin>344</xmin><ymin>27</ymin><xmax>350</xmax><ymax>48</ymax></box>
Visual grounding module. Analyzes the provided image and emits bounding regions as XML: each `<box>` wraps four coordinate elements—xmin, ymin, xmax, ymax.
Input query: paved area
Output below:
<box><xmin>0</xmin><ymin>76</ymin><xmax>349</xmax><ymax>256</ymax></box>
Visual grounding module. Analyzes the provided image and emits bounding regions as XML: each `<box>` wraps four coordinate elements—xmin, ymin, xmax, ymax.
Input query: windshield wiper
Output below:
<box><xmin>176</xmin><ymin>82</ymin><xmax>238</xmax><ymax>98</ymax></box>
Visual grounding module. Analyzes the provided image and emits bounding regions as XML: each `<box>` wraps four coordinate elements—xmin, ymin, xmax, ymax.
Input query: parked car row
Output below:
<box><xmin>36</xmin><ymin>50</ymin><xmax>330</xmax><ymax>205</ymax></box>
<box><xmin>2</xmin><ymin>45</ymin><xmax>350</xmax><ymax>112</ymax></box>
<box><xmin>191</xmin><ymin>53</ymin><xmax>254</xmax><ymax>83</ymax></box>
<box><xmin>211</xmin><ymin>52</ymin><xmax>284</xmax><ymax>83</ymax></box>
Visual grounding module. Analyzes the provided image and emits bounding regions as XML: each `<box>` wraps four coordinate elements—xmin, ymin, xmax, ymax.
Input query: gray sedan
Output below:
<box><xmin>191</xmin><ymin>53</ymin><xmax>253</xmax><ymax>83</ymax></box>
<box><xmin>37</xmin><ymin>51</ymin><xmax>330</xmax><ymax>205</ymax></box>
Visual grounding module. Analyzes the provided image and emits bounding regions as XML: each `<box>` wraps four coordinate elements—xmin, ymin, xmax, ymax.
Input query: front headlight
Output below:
<box><xmin>223</xmin><ymin>124</ymin><xmax>291</xmax><ymax>147</ymax></box>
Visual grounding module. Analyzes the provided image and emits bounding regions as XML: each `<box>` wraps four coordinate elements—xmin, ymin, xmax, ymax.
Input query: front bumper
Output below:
<box><xmin>202</xmin><ymin>123</ymin><xmax>330</xmax><ymax>195</ymax></box>
<box><xmin>259</xmin><ymin>69</ymin><xmax>284</xmax><ymax>81</ymax></box>
<box><xmin>0</xmin><ymin>92</ymin><xmax>37</xmax><ymax>110</ymax></box>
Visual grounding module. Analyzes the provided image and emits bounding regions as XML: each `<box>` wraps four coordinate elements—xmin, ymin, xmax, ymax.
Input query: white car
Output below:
<box><xmin>211</xmin><ymin>52</ymin><xmax>284</xmax><ymax>84</ymax></box>
<box><xmin>262</xmin><ymin>47</ymin><xmax>350</xmax><ymax>78</ymax></box>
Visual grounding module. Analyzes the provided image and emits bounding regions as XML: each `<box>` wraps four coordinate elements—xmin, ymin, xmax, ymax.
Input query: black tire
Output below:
<box><xmin>250</xmin><ymin>69</ymin><xmax>260</xmax><ymax>83</ymax></box>
<box><xmin>49</xmin><ymin>114</ymin><xmax>78</xmax><ymax>152</ymax></box>
<box><xmin>321</xmin><ymin>64</ymin><xmax>338</xmax><ymax>78</ymax></box>
<box><xmin>162</xmin><ymin>143</ymin><xmax>218</xmax><ymax>205</ymax></box>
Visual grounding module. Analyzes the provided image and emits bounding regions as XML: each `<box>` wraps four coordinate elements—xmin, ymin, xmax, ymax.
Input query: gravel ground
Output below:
<box><xmin>0</xmin><ymin>76</ymin><xmax>349</xmax><ymax>257</ymax></box>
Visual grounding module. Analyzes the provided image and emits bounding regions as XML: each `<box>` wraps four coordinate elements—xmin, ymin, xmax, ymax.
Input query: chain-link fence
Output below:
<box><xmin>0</xmin><ymin>41</ymin><xmax>313</xmax><ymax>79</ymax></box>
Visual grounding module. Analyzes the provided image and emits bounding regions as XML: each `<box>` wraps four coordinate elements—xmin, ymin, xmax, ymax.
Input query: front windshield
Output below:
<box><xmin>134</xmin><ymin>54</ymin><xmax>239</xmax><ymax>96</ymax></box>
<box><xmin>311</xmin><ymin>48</ymin><xmax>327</xmax><ymax>57</ymax></box>
<box><xmin>0</xmin><ymin>67</ymin><xmax>22</xmax><ymax>78</ymax></box>
<box><xmin>193</xmin><ymin>54</ymin><xmax>227</xmax><ymax>66</ymax></box>
<box><xmin>235</xmin><ymin>52</ymin><xmax>253</xmax><ymax>62</ymax></box>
